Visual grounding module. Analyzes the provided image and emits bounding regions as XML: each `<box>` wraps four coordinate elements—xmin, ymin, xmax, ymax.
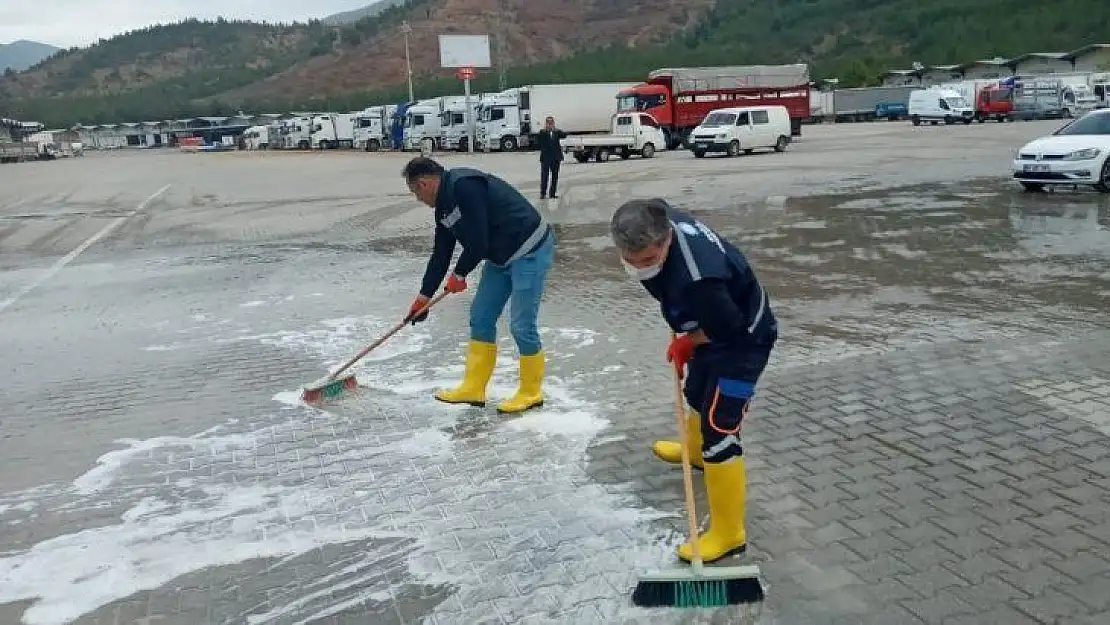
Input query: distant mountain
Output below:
<box><xmin>322</xmin><ymin>0</ymin><xmax>409</xmax><ymax>25</ymax></box>
<box><xmin>0</xmin><ymin>40</ymin><xmax>59</xmax><ymax>72</ymax></box>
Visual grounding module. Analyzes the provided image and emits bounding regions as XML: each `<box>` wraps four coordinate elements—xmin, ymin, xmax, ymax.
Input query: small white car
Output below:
<box><xmin>1011</xmin><ymin>108</ymin><xmax>1110</xmax><ymax>192</ymax></box>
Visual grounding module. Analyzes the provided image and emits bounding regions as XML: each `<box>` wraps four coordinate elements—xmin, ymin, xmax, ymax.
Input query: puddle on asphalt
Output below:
<box><xmin>549</xmin><ymin>178</ymin><xmax>1109</xmax><ymax>356</ymax></box>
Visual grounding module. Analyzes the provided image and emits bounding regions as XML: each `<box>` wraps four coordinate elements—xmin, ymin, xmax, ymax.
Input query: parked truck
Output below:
<box><xmin>391</xmin><ymin>102</ymin><xmax>411</xmax><ymax>150</ymax></box>
<box><xmin>475</xmin><ymin>82</ymin><xmax>636</xmax><ymax>152</ymax></box>
<box><xmin>935</xmin><ymin>80</ymin><xmax>1014</xmax><ymax>122</ymax></box>
<box><xmin>1011</xmin><ymin>78</ymin><xmax>1096</xmax><ymax>120</ymax></box>
<box><xmin>615</xmin><ymin>65</ymin><xmax>811</xmax><ymax>148</ymax></box>
<box><xmin>825</xmin><ymin>86</ymin><xmax>915</xmax><ymax>122</ymax></box>
<box><xmin>0</xmin><ymin>142</ymin><xmax>39</xmax><ymax>163</ymax></box>
<box><xmin>354</xmin><ymin>105</ymin><xmax>393</xmax><ymax>151</ymax></box>
<box><xmin>279</xmin><ymin>116</ymin><xmax>313</xmax><ymax>149</ymax></box>
<box><xmin>310</xmin><ymin>113</ymin><xmax>356</xmax><ymax>149</ymax></box>
<box><xmin>404</xmin><ymin>97</ymin><xmax>470</xmax><ymax>152</ymax></box>
<box><xmin>562</xmin><ymin>111</ymin><xmax>668</xmax><ymax>163</ymax></box>
<box><xmin>440</xmin><ymin>96</ymin><xmax>487</xmax><ymax>151</ymax></box>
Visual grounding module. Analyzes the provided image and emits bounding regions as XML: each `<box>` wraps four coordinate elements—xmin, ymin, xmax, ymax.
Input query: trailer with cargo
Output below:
<box><xmin>0</xmin><ymin>142</ymin><xmax>41</xmax><ymax>163</ymax></box>
<box><xmin>615</xmin><ymin>65</ymin><xmax>811</xmax><ymax>148</ymax></box>
<box><xmin>475</xmin><ymin>82</ymin><xmax>636</xmax><ymax>152</ymax></box>
<box><xmin>807</xmin><ymin>89</ymin><xmax>835</xmax><ymax>122</ymax></box>
<box><xmin>830</xmin><ymin>86</ymin><xmax>915</xmax><ymax>121</ymax></box>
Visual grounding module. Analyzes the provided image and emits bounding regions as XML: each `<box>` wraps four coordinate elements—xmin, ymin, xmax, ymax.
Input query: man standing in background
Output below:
<box><xmin>536</xmin><ymin>116</ymin><xmax>565</xmax><ymax>200</ymax></box>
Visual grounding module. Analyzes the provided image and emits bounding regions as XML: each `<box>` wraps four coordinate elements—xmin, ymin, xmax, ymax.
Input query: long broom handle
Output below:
<box><xmin>327</xmin><ymin>291</ymin><xmax>450</xmax><ymax>381</ymax></box>
<box><xmin>671</xmin><ymin>331</ymin><xmax>705</xmax><ymax>572</ymax></box>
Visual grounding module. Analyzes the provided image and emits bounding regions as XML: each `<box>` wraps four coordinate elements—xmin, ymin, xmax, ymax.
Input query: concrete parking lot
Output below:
<box><xmin>1</xmin><ymin>119</ymin><xmax>1109</xmax><ymax>624</ymax></box>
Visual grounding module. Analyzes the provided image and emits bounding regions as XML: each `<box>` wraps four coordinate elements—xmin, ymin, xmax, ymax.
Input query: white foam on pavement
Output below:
<box><xmin>0</xmin><ymin>316</ymin><xmax>672</xmax><ymax>625</ymax></box>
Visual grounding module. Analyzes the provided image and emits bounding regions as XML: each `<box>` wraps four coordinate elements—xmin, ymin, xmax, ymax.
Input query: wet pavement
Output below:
<box><xmin>1</xmin><ymin>120</ymin><xmax>1109</xmax><ymax>624</ymax></box>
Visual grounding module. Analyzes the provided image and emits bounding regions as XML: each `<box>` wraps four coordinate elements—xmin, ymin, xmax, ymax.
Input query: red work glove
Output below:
<box><xmin>666</xmin><ymin>333</ymin><xmax>698</xmax><ymax>379</ymax></box>
<box><xmin>444</xmin><ymin>273</ymin><xmax>467</xmax><ymax>293</ymax></box>
<box><xmin>405</xmin><ymin>295</ymin><xmax>431</xmax><ymax>325</ymax></box>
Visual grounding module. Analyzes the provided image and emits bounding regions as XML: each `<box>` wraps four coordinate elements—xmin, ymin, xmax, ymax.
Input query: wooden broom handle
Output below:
<box><xmin>671</xmin><ymin>330</ymin><xmax>704</xmax><ymax>568</ymax></box>
<box><xmin>327</xmin><ymin>291</ymin><xmax>450</xmax><ymax>381</ymax></box>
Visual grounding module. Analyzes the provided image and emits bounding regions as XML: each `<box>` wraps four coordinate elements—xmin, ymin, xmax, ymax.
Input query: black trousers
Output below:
<box><xmin>684</xmin><ymin>345</ymin><xmax>772</xmax><ymax>464</ymax></box>
<box><xmin>540</xmin><ymin>160</ymin><xmax>561</xmax><ymax>197</ymax></box>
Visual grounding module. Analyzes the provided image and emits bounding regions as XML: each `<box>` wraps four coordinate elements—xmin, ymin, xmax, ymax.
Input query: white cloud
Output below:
<box><xmin>0</xmin><ymin>1</ymin><xmax>373</xmax><ymax>48</ymax></box>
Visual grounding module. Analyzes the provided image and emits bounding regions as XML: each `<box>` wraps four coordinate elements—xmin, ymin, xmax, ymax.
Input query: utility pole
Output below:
<box><xmin>496</xmin><ymin>0</ymin><xmax>508</xmax><ymax>90</ymax></box>
<box><xmin>401</xmin><ymin>21</ymin><xmax>414</xmax><ymax>102</ymax></box>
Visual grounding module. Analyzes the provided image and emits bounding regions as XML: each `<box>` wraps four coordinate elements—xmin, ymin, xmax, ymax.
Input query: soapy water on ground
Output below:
<box><xmin>0</xmin><ymin>310</ymin><xmax>681</xmax><ymax>625</ymax></box>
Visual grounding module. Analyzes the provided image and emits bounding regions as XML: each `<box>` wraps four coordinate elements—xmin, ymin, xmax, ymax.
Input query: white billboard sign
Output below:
<box><xmin>438</xmin><ymin>34</ymin><xmax>491</xmax><ymax>68</ymax></box>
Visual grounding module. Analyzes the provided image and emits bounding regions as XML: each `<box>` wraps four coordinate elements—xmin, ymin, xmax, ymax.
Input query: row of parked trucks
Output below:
<box><xmin>237</xmin><ymin>65</ymin><xmax>816</xmax><ymax>157</ymax></box>
<box><xmin>807</xmin><ymin>72</ymin><xmax>1109</xmax><ymax>125</ymax></box>
<box><xmin>239</xmin><ymin>65</ymin><xmax>1109</xmax><ymax>157</ymax></box>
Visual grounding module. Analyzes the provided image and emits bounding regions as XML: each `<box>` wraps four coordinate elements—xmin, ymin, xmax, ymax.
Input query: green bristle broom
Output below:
<box><xmin>631</xmin><ymin>332</ymin><xmax>765</xmax><ymax>608</ymax></box>
<box><xmin>300</xmin><ymin>291</ymin><xmax>449</xmax><ymax>404</ymax></box>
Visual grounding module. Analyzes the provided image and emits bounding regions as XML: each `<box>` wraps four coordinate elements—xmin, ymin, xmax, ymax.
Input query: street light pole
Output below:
<box><xmin>401</xmin><ymin>21</ymin><xmax>414</xmax><ymax>102</ymax></box>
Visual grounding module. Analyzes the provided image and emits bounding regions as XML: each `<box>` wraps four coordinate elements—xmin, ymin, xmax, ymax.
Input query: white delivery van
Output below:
<box><xmin>908</xmin><ymin>88</ymin><xmax>975</xmax><ymax>125</ymax></box>
<box><xmin>687</xmin><ymin>105</ymin><xmax>792</xmax><ymax>158</ymax></box>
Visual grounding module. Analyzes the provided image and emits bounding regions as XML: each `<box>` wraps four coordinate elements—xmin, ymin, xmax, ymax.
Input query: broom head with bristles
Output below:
<box><xmin>631</xmin><ymin>563</ymin><xmax>764</xmax><ymax>608</ymax></box>
<box><xmin>300</xmin><ymin>373</ymin><xmax>358</xmax><ymax>404</ymax></box>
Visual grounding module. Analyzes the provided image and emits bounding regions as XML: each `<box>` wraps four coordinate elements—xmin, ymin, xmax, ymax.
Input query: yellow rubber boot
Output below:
<box><xmin>435</xmin><ymin>340</ymin><xmax>497</xmax><ymax>406</ymax></box>
<box><xmin>496</xmin><ymin>351</ymin><xmax>545</xmax><ymax>413</ymax></box>
<box><xmin>651</xmin><ymin>410</ymin><xmax>704</xmax><ymax>470</ymax></box>
<box><xmin>677</xmin><ymin>458</ymin><xmax>749</xmax><ymax>563</ymax></box>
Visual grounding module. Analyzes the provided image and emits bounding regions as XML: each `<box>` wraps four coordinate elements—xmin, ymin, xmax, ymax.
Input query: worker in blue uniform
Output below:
<box><xmin>609</xmin><ymin>197</ymin><xmax>777</xmax><ymax>563</ymax></box>
<box><xmin>402</xmin><ymin>157</ymin><xmax>556</xmax><ymax>414</ymax></box>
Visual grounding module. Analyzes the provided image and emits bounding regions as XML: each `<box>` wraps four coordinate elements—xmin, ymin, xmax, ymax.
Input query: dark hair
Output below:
<box><xmin>402</xmin><ymin>157</ymin><xmax>445</xmax><ymax>182</ymax></box>
<box><xmin>610</xmin><ymin>198</ymin><xmax>672</xmax><ymax>252</ymax></box>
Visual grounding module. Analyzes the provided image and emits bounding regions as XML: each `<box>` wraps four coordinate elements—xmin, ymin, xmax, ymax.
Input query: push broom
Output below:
<box><xmin>630</xmin><ymin>332</ymin><xmax>765</xmax><ymax>608</ymax></box>
<box><xmin>300</xmin><ymin>292</ymin><xmax>450</xmax><ymax>404</ymax></box>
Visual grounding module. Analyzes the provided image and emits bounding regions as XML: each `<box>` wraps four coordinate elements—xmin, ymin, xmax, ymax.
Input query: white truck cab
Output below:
<box><xmin>688</xmin><ymin>105</ymin><xmax>792</xmax><ymax>158</ymax></box>
<box><xmin>475</xmin><ymin>89</ymin><xmax>522</xmax><ymax>151</ymax></box>
<box><xmin>310</xmin><ymin>113</ymin><xmax>355</xmax><ymax>149</ymax></box>
<box><xmin>280</xmin><ymin>116</ymin><xmax>312</xmax><ymax>149</ymax></box>
<box><xmin>354</xmin><ymin>106</ymin><xmax>389</xmax><ymax>151</ymax></box>
<box><xmin>909</xmin><ymin>88</ymin><xmax>975</xmax><ymax>125</ymax></box>
<box><xmin>242</xmin><ymin>125</ymin><xmax>272</xmax><ymax>150</ymax></box>
<box><xmin>403</xmin><ymin>98</ymin><xmax>446</xmax><ymax>152</ymax></box>
<box><xmin>440</xmin><ymin>97</ymin><xmax>484</xmax><ymax>151</ymax></box>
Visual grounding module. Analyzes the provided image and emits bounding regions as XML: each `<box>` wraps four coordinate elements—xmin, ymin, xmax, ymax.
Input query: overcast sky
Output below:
<box><xmin>1</xmin><ymin>1</ymin><xmax>373</xmax><ymax>48</ymax></box>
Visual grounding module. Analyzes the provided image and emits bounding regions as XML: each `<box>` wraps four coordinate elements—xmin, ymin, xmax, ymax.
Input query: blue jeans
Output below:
<box><xmin>469</xmin><ymin>234</ymin><xmax>555</xmax><ymax>355</ymax></box>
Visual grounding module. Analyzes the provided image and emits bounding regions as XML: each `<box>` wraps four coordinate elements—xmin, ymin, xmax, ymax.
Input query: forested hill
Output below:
<box><xmin>3</xmin><ymin>0</ymin><xmax>1109</xmax><ymax>127</ymax></box>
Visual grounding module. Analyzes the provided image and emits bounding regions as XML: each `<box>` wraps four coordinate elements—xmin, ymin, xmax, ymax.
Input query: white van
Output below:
<box><xmin>688</xmin><ymin>105</ymin><xmax>792</xmax><ymax>158</ymax></box>
<box><xmin>908</xmin><ymin>88</ymin><xmax>975</xmax><ymax>125</ymax></box>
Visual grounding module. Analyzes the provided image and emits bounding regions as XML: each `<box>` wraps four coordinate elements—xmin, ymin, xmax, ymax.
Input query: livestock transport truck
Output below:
<box><xmin>616</xmin><ymin>64</ymin><xmax>811</xmax><ymax>148</ymax></box>
<box><xmin>475</xmin><ymin>82</ymin><xmax>636</xmax><ymax>152</ymax></box>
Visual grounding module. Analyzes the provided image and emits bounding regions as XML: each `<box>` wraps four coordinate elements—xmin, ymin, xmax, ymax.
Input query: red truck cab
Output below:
<box><xmin>976</xmin><ymin>83</ymin><xmax>1014</xmax><ymax>122</ymax></box>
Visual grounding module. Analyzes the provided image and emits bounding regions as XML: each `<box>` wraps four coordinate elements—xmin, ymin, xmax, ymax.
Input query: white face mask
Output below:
<box><xmin>621</xmin><ymin>258</ymin><xmax>663</xmax><ymax>281</ymax></box>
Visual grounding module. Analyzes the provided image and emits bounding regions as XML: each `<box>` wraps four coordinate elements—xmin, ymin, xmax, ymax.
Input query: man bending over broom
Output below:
<box><xmin>402</xmin><ymin>156</ymin><xmax>556</xmax><ymax>414</ymax></box>
<box><xmin>610</xmin><ymin>197</ymin><xmax>778</xmax><ymax>563</ymax></box>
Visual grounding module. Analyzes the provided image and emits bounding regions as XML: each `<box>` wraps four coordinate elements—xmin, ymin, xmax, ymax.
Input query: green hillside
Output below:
<box><xmin>3</xmin><ymin>0</ymin><xmax>1109</xmax><ymax>127</ymax></box>
<box><xmin>252</xmin><ymin>0</ymin><xmax>1110</xmax><ymax>118</ymax></box>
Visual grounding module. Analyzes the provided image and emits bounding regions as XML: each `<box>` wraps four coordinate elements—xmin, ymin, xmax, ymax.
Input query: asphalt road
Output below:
<box><xmin>1</xmin><ymin>119</ymin><xmax>1109</xmax><ymax>625</ymax></box>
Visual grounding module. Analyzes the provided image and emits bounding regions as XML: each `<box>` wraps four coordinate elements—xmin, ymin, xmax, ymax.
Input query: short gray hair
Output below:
<box><xmin>610</xmin><ymin>198</ymin><xmax>672</xmax><ymax>252</ymax></box>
